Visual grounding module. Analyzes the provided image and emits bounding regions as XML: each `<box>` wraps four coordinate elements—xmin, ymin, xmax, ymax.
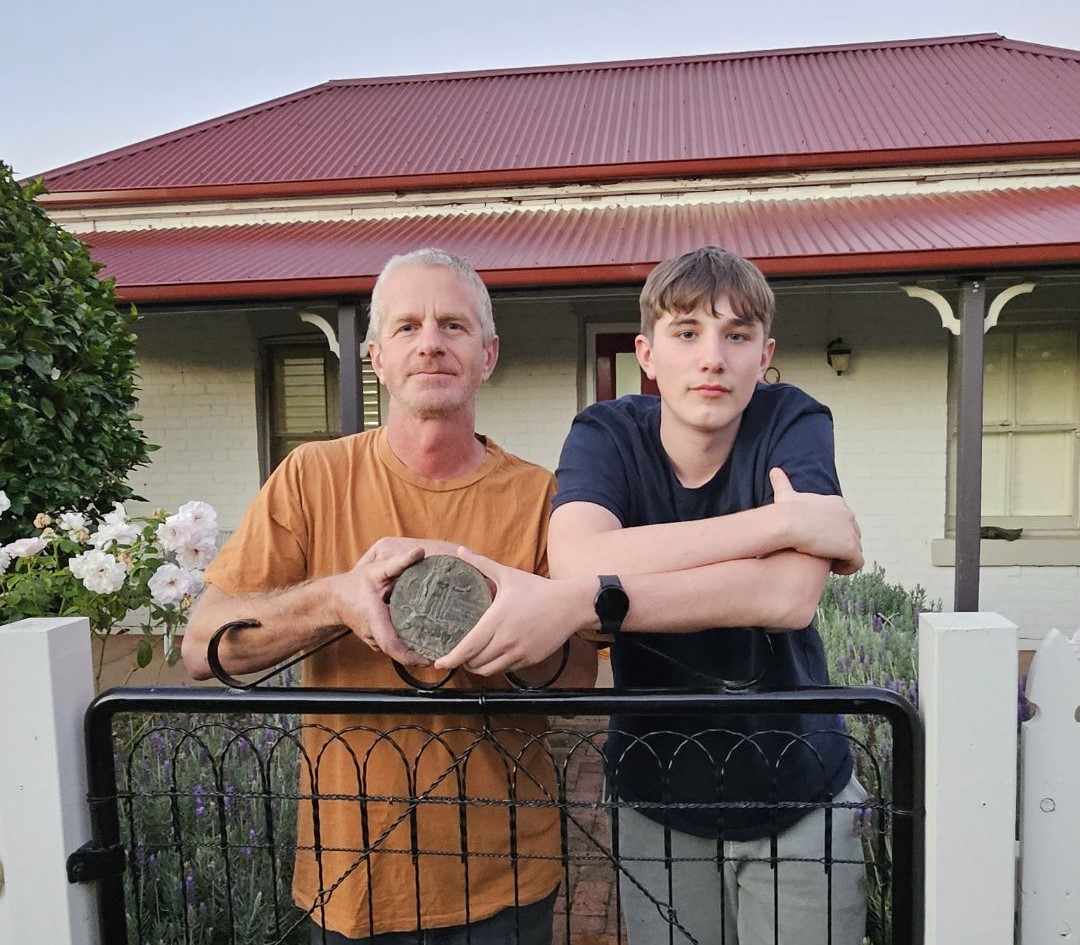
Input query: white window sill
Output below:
<box><xmin>931</xmin><ymin>538</ymin><xmax>1080</xmax><ymax>567</ymax></box>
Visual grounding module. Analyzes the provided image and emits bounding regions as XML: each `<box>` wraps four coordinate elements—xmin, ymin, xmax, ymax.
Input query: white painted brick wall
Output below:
<box><xmin>476</xmin><ymin>297</ymin><xmax>579</xmax><ymax>469</ymax></box>
<box><xmin>775</xmin><ymin>292</ymin><xmax>953</xmax><ymax>607</ymax></box>
<box><xmin>127</xmin><ymin>311</ymin><xmax>261</xmax><ymax>531</ymax></box>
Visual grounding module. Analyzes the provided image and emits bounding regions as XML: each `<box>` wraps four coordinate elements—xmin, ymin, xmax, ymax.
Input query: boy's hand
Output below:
<box><xmin>769</xmin><ymin>468</ymin><xmax>863</xmax><ymax>575</ymax></box>
<box><xmin>433</xmin><ymin>548</ymin><xmax>591</xmax><ymax>676</ymax></box>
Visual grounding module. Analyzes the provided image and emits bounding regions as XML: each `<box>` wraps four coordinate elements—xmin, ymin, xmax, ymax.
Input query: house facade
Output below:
<box><xmin>38</xmin><ymin>34</ymin><xmax>1080</xmax><ymax>642</ymax></box>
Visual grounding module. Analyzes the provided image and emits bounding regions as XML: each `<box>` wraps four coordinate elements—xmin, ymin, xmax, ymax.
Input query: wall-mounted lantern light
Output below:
<box><xmin>826</xmin><ymin>337</ymin><xmax>852</xmax><ymax>376</ymax></box>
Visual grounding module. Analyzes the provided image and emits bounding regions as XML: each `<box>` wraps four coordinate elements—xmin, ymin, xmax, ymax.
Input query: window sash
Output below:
<box><xmin>265</xmin><ymin>341</ymin><xmax>381</xmax><ymax>472</ymax></box>
<box><xmin>948</xmin><ymin>322</ymin><xmax>1079</xmax><ymax>532</ymax></box>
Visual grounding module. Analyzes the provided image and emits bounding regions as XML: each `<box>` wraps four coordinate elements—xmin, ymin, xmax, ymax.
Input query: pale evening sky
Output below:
<box><xmin>3</xmin><ymin>0</ymin><xmax>1080</xmax><ymax>180</ymax></box>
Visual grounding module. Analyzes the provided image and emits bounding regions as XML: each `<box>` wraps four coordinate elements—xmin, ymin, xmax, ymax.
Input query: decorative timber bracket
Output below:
<box><xmin>901</xmin><ymin>282</ymin><xmax>1036</xmax><ymax>335</ymax></box>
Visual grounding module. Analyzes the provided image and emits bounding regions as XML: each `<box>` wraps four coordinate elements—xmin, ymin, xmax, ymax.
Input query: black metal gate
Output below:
<box><xmin>70</xmin><ymin>686</ymin><xmax>922</xmax><ymax>945</ymax></box>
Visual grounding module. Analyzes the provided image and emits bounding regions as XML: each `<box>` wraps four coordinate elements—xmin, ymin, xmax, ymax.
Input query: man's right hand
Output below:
<box><xmin>769</xmin><ymin>468</ymin><xmax>864</xmax><ymax>575</ymax></box>
<box><xmin>329</xmin><ymin>545</ymin><xmax>430</xmax><ymax>666</ymax></box>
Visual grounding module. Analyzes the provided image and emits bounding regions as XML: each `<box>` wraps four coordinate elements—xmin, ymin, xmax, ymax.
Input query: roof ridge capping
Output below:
<box><xmin>325</xmin><ymin>32</ymin><xmax>1038</xmax><ymax>87</ymax></box>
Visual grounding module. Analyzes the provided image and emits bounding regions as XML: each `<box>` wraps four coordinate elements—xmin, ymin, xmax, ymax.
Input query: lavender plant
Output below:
<box><xmin>818</xmin><ymin>565</ymin><xmax>933</xmax><ymax>945</ymax></box>
<box><xmin>115</xmin><ymin>698</ymin><xmax>308</xmax><ymax>945</ymax></box>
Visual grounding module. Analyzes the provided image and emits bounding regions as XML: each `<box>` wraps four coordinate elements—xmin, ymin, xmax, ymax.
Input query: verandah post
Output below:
<box><xmin>0</xmin><ymin>617</ymin><xmax>99</xmax><ymax>945</ymax></box>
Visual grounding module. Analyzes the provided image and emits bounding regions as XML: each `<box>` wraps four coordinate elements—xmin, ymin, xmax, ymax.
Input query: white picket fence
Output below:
<box><xmin>1017</xmin><ymin>627</ymin><xmax>1080</xmax><ymax>942</ymax></box>
<box><xmin>0</xmin><ymin>613</ymin><xmax>1077</xmax><ymax>944</ymax></box>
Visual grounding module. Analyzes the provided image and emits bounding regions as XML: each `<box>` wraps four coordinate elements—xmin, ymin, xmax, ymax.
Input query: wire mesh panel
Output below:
<box><xmin>79</xmin><ymin>688</ymin><xmax>922</xmax><ymax>945</ymax></box>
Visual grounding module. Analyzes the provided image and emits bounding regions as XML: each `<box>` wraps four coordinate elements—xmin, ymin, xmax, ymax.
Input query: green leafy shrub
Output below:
<box><xmin>0</xmin><ymin>160</ymin><xmax>153</xmax><ymax>543</ymax></box>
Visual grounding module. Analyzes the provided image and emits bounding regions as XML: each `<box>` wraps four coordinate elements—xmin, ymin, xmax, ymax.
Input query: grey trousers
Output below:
<box><xmin>614</xmin><ymin>776</ymin><xmax>868</xmax><ymax>945</ymax></box>
<box><xmin>308</xmin><ymin>886</ymin><xmax>558</xmax><ymax>945</ymax></box>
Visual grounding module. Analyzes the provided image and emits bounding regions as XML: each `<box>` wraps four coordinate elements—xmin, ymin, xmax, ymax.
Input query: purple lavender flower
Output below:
<box><xmin>193</xmin><ymin>785</ymin><xmax>206</xmax><ymax>818</ymax></box>
<box><xmin>852</xmin><ymin>806</ymin><xmax>875</xmax><ymax>840</ymax></box>
<box><xmin>1017</xmin><ymin>678</ymin><xmax>1032</xmax><ymax>723</ymax></box>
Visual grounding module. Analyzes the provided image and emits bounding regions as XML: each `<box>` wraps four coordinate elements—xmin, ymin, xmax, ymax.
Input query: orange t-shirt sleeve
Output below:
<box><xmin>204</xmin><ymin>447</ymin><xmax>312</xmax><ymax>595</ymax></box>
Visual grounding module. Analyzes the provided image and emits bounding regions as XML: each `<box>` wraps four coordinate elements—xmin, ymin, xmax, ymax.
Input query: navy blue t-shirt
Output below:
<box><xmin>553</xmin><ymin>384</ymin><xmax>853</xmax><ymax>840</ymax></box>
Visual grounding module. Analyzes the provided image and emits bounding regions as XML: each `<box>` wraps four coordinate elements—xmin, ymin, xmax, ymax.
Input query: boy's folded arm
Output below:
<box><xmin>549</xmin><ymin>501</ymin><xmax>792</xmax><ymax>578</ymax></box>
<box><xmin>433</xmin><ymin>548</ymin><xmax>832</xmax><ymax>678</ymax></box>
<box><xmin>549</xmin><ymin>475</ymin><xmax>862</xmax><ymax>579</ymax></box>
<box><xmin>619</xmin><ymin>550</ymin><xmax>830</xmax><ymax>634</ymax></box>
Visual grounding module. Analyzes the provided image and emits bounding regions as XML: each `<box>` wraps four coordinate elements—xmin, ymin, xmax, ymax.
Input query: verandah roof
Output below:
<box><xmin>81</xmin><ymin>186</ymin><xmax>1080</xmax><ymax>303</ymax></box>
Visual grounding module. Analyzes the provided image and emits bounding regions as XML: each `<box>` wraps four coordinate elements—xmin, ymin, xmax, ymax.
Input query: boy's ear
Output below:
<box><xmin>634</xmin><ymin>334</ymin><xmax>656</xmax><ymax>379</ymax></box>
<box><xmin>757</xmin><ymin>337</ymin><xmax>777</xmax><ymax>380</ymax></box>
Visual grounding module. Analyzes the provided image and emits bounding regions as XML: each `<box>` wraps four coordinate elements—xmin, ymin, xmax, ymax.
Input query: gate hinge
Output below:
<box><xmin>67</xmin><ymin>840</ymin><xmax>126</xmax><ymax>883</ymax></box>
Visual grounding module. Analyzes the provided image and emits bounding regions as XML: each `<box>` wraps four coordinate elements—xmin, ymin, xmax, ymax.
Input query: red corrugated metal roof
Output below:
<box><xmin>41</xmin><ymin>35</ymin><xmax>1080</xmax><ymax>202</ymax></box>
<box><xmin>80</xmin><ymin>187</ymin><xmax>1080</xmax><ymax>303</ymax></box>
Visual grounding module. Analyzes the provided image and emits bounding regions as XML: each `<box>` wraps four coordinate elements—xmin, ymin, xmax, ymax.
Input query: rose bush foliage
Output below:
<box><xmin>0</xmin><ymin>159</ymin><xmax>153</xmax><ymax>543</ymax></box>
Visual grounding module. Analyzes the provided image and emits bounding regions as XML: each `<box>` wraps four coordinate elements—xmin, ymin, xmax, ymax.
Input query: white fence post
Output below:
<box><xmin>919</xmin><ymin>611</ymin><xmax>1018</xmax><ymax>945</ymax></box>
<box><xmin>0</xmin><ymin>618</ymin><xmax>99</xmax><ymax>945</ymax></box>
<box><xmin>1018</xmin><ymin>628</ymin><xmax>1080</xmax><ymax>941</ymax></box>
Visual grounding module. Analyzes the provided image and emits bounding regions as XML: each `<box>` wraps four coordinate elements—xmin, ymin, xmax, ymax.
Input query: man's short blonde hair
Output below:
<box><xmin>367</xmin><ymin>248</ymin><xmax>495</xmax><ymax>345</ymax></box>
<box><xmin>639</xmin><ymin>246</ymin><xmax>775</xmax><ymax>340</ymax></box>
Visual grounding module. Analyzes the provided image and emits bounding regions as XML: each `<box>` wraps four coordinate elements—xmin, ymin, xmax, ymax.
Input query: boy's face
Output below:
<box><xmin>635</xmin><ymin>296</ymin><xmax>775</xmax><ymax>443</ymax></box>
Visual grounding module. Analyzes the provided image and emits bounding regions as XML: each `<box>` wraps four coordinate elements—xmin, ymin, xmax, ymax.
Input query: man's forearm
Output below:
<box><xmin>181</xmin><ymin>581</ymin><xmax>346</xmax><ymax>680</ymax></box>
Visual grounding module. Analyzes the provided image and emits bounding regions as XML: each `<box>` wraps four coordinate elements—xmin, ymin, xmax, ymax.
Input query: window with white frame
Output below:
<box><xmin>264</xmin><ymin>341</ymin><xmax>381</xmax><ymax>472</ymax></box>
<box><xmin>948</xmin><ymin>321</ymin><xmax>1080</xmax><ymax>533</ymax></box>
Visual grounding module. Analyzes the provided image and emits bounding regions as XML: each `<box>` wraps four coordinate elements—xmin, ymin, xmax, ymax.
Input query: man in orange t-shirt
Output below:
<box><xmin>183</xmin><ymin>248</ymin><xmax>596</xmax><ymax>943</ymax></box>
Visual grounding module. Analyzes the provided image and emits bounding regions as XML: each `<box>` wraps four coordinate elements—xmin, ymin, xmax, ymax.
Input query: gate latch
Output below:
<box><xmin>67</xmin><ymin>840</ymin><xmax>126</xmax><ymax>883</ymax></box>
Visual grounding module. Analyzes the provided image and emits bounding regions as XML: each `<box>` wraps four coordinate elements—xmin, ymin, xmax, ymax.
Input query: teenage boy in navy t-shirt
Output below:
<box><xmin>436</xmin><ymin>246</ymin><xmax>866</xmax><ymax>945</ymax></box>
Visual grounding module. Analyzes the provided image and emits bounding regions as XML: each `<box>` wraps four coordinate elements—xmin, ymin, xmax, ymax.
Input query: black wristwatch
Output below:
<box><xmin>594</xmin><ymin>575</ymin><xmax>630</xmax><ymax>634</ymax></box>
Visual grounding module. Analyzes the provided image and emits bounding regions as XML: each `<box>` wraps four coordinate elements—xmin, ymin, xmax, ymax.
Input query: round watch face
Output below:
<box><xmin>596</xmin><ymin>583</ymin><xmax>629</xmax><ymax>628</ymax></box>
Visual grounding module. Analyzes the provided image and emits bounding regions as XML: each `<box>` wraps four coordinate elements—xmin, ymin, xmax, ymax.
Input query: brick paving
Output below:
<box><xmin>550</xmin><ymin>712</ymin><xmax>626</xmax><ymax>945</ymax></box>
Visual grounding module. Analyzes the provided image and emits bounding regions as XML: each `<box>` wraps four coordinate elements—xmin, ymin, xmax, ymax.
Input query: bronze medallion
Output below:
<box><xmin>389</xmin><ymin>555</ymin><xmax>493</xmax><ymax>660</ymax></box>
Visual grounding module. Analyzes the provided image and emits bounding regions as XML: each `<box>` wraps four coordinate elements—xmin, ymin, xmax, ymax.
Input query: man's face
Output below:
<box><xmin>635</xmin><ymin>296</ymin><xmax>775</xmax><ymax>443</ymax></box>
<box><xmin>369</xmin><ymin>263</ymin><xmax>498</xmax><ymax>420</ymax></box>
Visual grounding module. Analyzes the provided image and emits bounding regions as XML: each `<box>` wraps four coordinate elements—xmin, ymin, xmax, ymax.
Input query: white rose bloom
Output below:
<box><xmin>156</xmin><ymin>517</ymin><xmax>205</xmax><ymax>554</ymax></box>
<box><xmin>148</xmin><ymin>563</ymin><xmax>197</xmax><ymax>605</ymax></box>
<box><xmin>176</xmin><ymin>501</ymin><xmax>218</xmax><ymax>531</ymax></box>
<box><xmin>0</xmin><ymin>491</ymin><xmax>9</xmax><ymax>516</ymax></box>
<box><xmin>90</xmin><ymin>521</ymin><xmax>141</xmax><ymax>550</ymax></box>
<box><xmin>102</xmin><ymin>503</ymin><xmax>129</xmax><ymax>526</ymax></box>
<box><xmin>57</xmin><ymin>511</ymin><xmax>89</xmax><ymax>534</ymax></box>
<box><xmin>0</xmin><ymin>549</ymin><xmax>10</xmax><ymax>573</ymax></box>
<box><xmin>175</xmin><ymin>541</ymin><xmax>217</xmax><ymax>571</ymax></box>
<box><xmin>69</xmin><ymin>549</ymin><xmax>128</xmax><ymax>594</ymax></box>
<box><xmin>4</xmin><ymin>537</ymin><xmax>48</xmax><ymax>558</ymax></box>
